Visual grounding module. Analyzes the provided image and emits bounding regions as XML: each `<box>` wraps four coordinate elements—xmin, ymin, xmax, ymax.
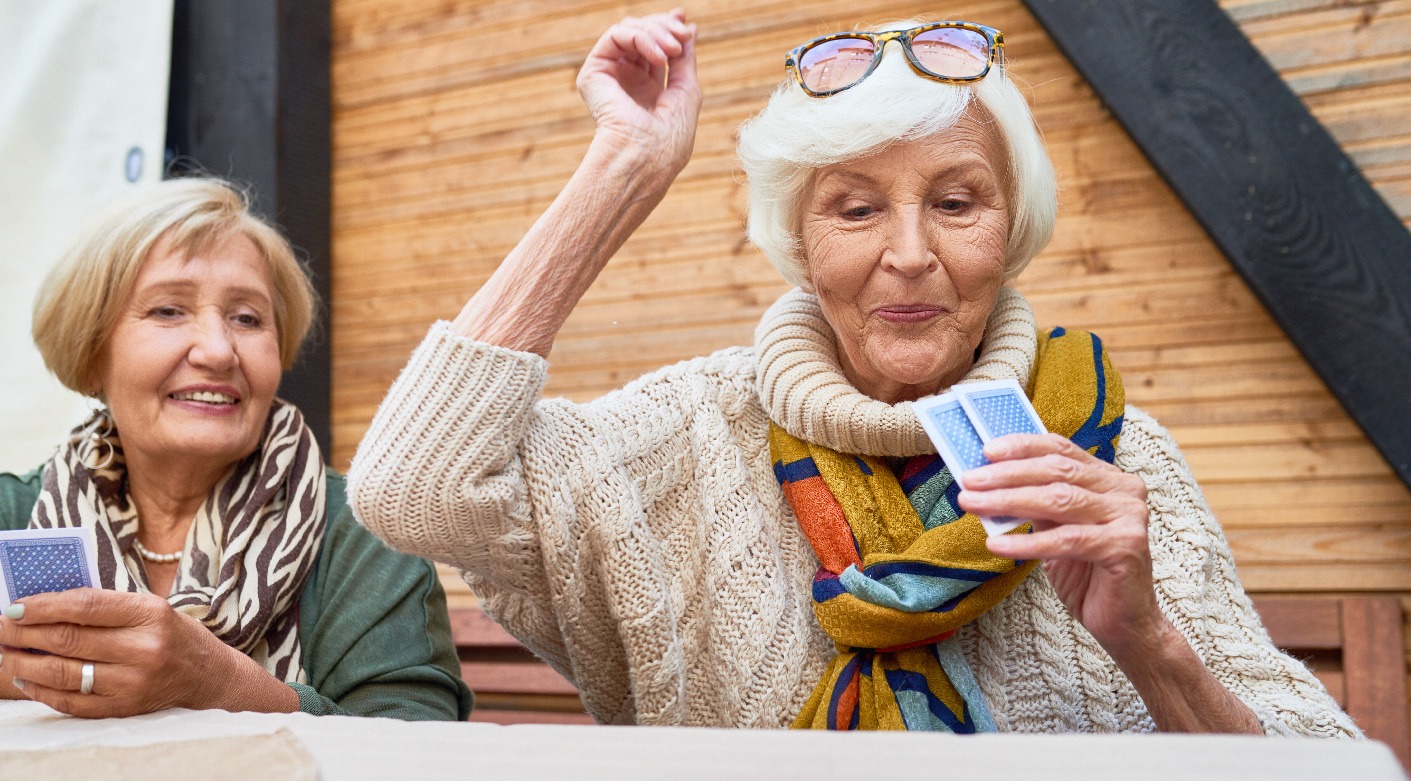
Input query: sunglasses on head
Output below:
<box><xmin>785</xmin><ymin>21</ymin><xmax>1004</xmax><ymax>97</ymax></box>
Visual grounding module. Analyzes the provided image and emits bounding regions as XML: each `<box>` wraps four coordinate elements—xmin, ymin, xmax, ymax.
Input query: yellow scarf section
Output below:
<box><xmin>773</xmin><ymin>327</ymin><xmax>1125</xmax><ymax>731</ymax></box>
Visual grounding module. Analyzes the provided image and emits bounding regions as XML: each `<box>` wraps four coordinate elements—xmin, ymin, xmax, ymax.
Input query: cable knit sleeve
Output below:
<box><xmin>1118</xmin><ymin>406</ymin><xmax>1362</xmax><ymax>738</ymax></box>
<box><xmin>346</xmin><ymin>321</ymin><xmax>765</xmax><ymax>708</ymax></box>
<box><xmin>347</xmin><ymin>322</ymin><xmax>563</xmax><ymax>650</ymax></box>
<box><xmin>349</xmin><ymin>323</ymin><xmax>546</xmax><ymax>561</ymax></box>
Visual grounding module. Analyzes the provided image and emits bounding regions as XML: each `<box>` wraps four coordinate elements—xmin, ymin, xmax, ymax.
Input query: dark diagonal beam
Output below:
<box><xmin>166</xmin><ymin>0</ymin><xmax>331</xmax><ymax>458</ymax></box>
<box><xmin>1023</xmin><ymin>0</ymin><xmax>1411</xmax><ymax>487</ymax></box>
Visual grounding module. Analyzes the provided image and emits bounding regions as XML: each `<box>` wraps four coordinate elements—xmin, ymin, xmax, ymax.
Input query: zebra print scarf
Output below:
<box><xmin>30</xmin><ymin>400</ymin><xmax>326</xmax><ymax>683</ymax></box>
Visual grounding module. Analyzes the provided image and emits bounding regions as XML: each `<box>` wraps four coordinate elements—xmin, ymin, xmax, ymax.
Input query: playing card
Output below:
<box><xmin>954</xmin><ymin>378</ymin><xmax>1048</xmax><ymax>442</ymax></box>
<box><xmin>913</xmin><ymin>392</ymin><xmax>990</xmax><ymax>485</ymax></box>
<box><xmin>0</xmin><ymin>527</ymin><xmax>101</xmax><ymax>609</ymax></box>
<box><xmin>914</xmin><ymin>383</ymin><xmax>1037</xmax><ymax>537</ymax></box>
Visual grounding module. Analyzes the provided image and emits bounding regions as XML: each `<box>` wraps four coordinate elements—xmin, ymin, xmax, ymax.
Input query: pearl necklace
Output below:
<box><xmin>132</xmin><ymin>539</ymin><xmax>182</xmax><ymax>564</ymax></box>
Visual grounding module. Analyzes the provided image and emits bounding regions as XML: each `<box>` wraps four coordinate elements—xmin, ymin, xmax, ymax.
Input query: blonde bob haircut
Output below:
<box><xmin>737</xmin><ymin>20</ymin><xmax>1058</xmax><ymax>291</ymax></box>
<box><xmin>32</xmin><ymin>177</ymin><xmax>316</xmax><ymax>394</ymax></box>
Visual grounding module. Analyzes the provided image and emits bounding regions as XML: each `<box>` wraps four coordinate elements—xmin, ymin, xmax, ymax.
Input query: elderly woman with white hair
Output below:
<box><xmin>350</xmin><ymin>11</ymin><xmax>1356</xmax><ymax>735</ymax></box>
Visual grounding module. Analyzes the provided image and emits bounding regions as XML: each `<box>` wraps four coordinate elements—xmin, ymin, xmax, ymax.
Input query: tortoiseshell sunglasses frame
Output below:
<box><xmin>784</xmin><ymin>21</ymin><xmax>1005</xmax><ymax>98</ymax></box>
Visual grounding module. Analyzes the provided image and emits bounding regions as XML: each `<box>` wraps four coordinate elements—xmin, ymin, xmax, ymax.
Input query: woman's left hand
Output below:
<box><xmin>957</xmin><ymin>433</ymin><xmax>1168</xmax><ymax>660</ymax></box>
<box><xmin>0</xmin><ymin>588</ymin><xmax>295</xmax><ymax>717</ymax></box>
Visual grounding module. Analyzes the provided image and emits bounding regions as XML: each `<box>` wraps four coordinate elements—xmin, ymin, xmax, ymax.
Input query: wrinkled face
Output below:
<box><xmin>94</xmin><ymin>232</ymin><xmax>282</xmax><ymax>474</ymax></box>
<box><xmin>800</xmin><ymin>111</ymin><xmax>1010</xmax><ymax>403</ymax></box>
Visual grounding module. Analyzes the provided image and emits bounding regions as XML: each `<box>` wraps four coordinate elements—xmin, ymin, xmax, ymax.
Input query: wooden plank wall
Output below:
<box><xmin>329</xmin><ymin>0</ymin><xmax>1411</xmax><ymax>725</ymax></box>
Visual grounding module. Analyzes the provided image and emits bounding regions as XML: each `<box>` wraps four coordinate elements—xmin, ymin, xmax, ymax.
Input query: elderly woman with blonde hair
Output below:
<box><xmin>0</xmin><ymin>178</ymin><xmax>471</xmax><ymax>720</ymax></box>
<box><xmin>351</xmin><ymin>11</ymin><xmax>1356</xmax><ymax>735</ymax></box>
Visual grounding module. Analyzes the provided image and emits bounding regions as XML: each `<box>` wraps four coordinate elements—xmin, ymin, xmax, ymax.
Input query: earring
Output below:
<box><xmin>80</xmin><ymin>408</ymin><xmax>115</xmax><ymax>472</ymax></box>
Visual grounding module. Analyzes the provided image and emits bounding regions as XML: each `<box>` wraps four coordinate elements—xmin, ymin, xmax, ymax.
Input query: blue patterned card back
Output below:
<box><xmin>968</xmin><ymin>387</ymin><xmax>1043</xmax><ymax>439</ymax></box>
<box><xmin>0</xmin><ymin>537</ymin><xmax>94</xmax><ymax>600</ymax></box>
<box><xmin>925</xmin><ymin>400</ymin><xmax>989</xmax><ymax>472</ymax></box>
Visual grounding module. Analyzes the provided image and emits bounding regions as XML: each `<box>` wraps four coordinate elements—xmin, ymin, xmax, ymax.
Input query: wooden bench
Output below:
<box><xmin>452</xmin><ymin>596</ymin><xmax>1411</xmax><ymax>758</ymax></box>
<box><xmin>449</xmin><ymin>607</ymin><xmax>593</xmax><ymax>725</ymax></box>
<box><xmin>1251</xmin><ymin>595</ymin><xmax>1409</xmax><ymax>770</ymax></box>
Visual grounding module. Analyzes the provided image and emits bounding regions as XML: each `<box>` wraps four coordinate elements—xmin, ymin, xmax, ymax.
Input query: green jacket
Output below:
<box><xmin>0</xmin><ymin>468</ymin><xmax>473</xmax><ymax>721</ymax></box>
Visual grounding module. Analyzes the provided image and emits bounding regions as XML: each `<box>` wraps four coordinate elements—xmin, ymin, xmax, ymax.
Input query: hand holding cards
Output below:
<box><xmin>0</xmin><ymin>528</ymin><xmax>101</xmax><ymax>610</ymax></box>
<box><xmin>913</xmin><ymin>378</ymin><xmax>1047</xmax><ymax>536</ymax></box>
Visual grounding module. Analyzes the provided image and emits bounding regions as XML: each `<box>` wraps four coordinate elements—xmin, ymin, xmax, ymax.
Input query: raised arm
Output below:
<box><xmin>353</xmin><ymin>7</ymin><xmax>700</xmax><ymax>582</ymax></box>
<box><xmin>454</xmin><ymin>10</ymin><xmax>701</xmax><ymax>354</ymax></box>
<box><xmin>350</xmin><ymin>12</ymin><xmax>703</xmax><ymax>671</ymax></box>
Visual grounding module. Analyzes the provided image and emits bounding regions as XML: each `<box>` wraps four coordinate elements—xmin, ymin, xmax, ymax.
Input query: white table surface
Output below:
<box><xmin>0</xmin><ymin>701</ymin><xmax>1405</xmax><ymax>780</ymax></box>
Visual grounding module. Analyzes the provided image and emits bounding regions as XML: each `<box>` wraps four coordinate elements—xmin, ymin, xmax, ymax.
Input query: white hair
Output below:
<box><xmin>737</xmin><ymin>21</ymin><xmax>1057</xmax><ymax>291</ymax></box>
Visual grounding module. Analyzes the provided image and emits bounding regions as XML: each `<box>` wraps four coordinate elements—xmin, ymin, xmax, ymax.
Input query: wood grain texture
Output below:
<box><xmin>1344</xmin><ymin>597</ymin><xmax>1411</xmax><ymax>767</ymax></box>
<box><xmin>330</xmin><ymin>0</ymin><xmax>1411</xmax><ymax>732</ymax></box>
<box><xmin>1250</xmin><ymin>594</ymin><xmax>1408</xmax><ymax>766</ymax></box>
<box><xmin>1023</xmin><ymin>0</ymin><xmax>1411</xmax><ymax>484</ymax></box>
<box><xmin>469</xmin><ymin>708</ymin><xmax>596</xmax><ymax>724</ymax></box>
<box><xmin>451</xmin><ymin>606</ymin><xmax>589</xmax><ymax>721</ymax></box>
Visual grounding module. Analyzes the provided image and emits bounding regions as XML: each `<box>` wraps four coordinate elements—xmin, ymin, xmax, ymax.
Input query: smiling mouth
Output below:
<box><xmin>874</xmin><ymin>305</ymin><xmax>944</xmax><ymax>323</ymax></box>
<box><xmin>170</xmin><ymin>391</ymin><xmax>239</xmax><ymax>405</ymax></box>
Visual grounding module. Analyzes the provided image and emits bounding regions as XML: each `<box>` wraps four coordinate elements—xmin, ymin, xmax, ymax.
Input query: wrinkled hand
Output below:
<box><xmin>0</xmin><ymin>589</ymin><xmax>246</xmax><ymax>717</ymax></box>
<box><xmin>576</xmin><ymin>9</ymin><xmax>701</xmax><ymax>176</ymax></box>
<box><xmin>957</xmin><ymin>433</ymin><xmax>1169</xmax><ymax>659</ymax></box>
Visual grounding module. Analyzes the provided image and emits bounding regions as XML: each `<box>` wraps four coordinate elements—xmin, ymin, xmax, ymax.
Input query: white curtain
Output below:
<box><xmin>0</xmin><ymin>1</ymin><xmax>172</xmax><ymax>472</ymax></box>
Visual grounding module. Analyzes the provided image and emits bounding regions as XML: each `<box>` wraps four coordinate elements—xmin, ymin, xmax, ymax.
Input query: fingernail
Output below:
<box><xmin>3</xmin><ymin>604</ymin><xmax>22</xmax><ymax>620</ymax></box>
<box><xmin>11</xmin><ymin>677</ymin><xmax>23</xmax><ymax>692</ymax></box>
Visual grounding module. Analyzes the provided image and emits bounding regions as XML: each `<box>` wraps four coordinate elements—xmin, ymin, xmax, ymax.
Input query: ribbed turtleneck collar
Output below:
<box><xmin>753</xmin><ymin>287</ymin><xmax>1039</xmax><ymax>456</ymax></box>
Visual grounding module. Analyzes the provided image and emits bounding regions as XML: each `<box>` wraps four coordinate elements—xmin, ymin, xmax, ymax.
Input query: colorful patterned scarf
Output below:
<box><xmin>30</xmin><ymin>400</ymin><xmax>326</xmax><ymax>683</ymax></box>
<box><xmin>771</xmin><ymin>327</ymin><xmax>1125</xmax><ymax>731</ymax></box>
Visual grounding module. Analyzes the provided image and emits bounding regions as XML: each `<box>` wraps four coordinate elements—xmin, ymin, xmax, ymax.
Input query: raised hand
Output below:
<box><xmin>576</xmin><ymin>9</ymin><xmax>701</xmax><ymax>176</ymax></box>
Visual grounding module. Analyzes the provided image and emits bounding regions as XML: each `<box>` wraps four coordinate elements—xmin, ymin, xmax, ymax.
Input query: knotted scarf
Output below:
<box><xmin>30</xmin><ymin>399</ymin><xmax>326</xmax><ymax>683</ymax></box>
<box><xmin>771</xmin><ymin>327</ymin><xmax>1125</xmax><ymax>731</ymax></box>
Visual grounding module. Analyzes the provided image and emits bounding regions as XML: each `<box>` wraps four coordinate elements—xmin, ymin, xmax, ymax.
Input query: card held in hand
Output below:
<box><xmin>954</xmin><ymin>378</ymin><xmax>1047</xmax><ymax>442</ymax></box>
<box><xmin>914</xmin><ymin>379</ymin><xmax>1047</xmax><ymax>537</ymax></box>
<box><xmin>914</xmin><ymin>392</ymin><xmax>989</xmax><ymax>483</ymax></box>
<box><xmin>0</xmin><ymin>527</ymin><xmax>102</xmax><ymax>609</ymax></box>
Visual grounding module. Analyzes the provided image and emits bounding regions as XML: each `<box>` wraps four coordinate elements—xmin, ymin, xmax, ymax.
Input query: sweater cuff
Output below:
<box><xmin>288</xmin><ymin>682</ymin><xmax>351</xmax><ymax>716</ymax></box>
<box><xmin>347</xmin><ymin>322</ymin><xmax>552</xmax><ymax>559</ymax></box>
<box><xmin>369</xmin><ymin>320</ymin><xmax>550</xmax><ymax>467</ymax></box>
<box><xmin>399</xmin><ymin>320</ymin><xmax>548</xmax><ymax>421</ymax></box>
<box><xmin>350</xmin><ymin>321</ymin><xmax>550</xmax><ymax>481</ymax></box>
<box><xmin>411</xmin><ymin>320</ymin><xmax>550</xmax><ymax>407</ymax></box>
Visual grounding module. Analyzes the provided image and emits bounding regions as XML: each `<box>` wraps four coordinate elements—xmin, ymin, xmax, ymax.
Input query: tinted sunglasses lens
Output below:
<box><xmin>909</xmin><ymin>27</ymin><xmax>991</xmax><ymax>79</ymax></box>
<box><xmin>798</xmin><ymin>37</ymin><xmax>877</xmax><ymax>93</ymax></box>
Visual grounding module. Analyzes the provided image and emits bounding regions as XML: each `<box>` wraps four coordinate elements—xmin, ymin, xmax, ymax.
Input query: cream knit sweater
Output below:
<box><xmin>349</xmin><ymin>288</ymin><xmax>1359</xmax><ymax>736</ymax></box>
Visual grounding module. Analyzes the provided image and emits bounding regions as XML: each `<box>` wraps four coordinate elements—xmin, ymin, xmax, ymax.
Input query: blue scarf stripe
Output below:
<box><xmin>898</xmin><ymin>456</ymin><xmax>945</xmax><ymax>494</ymax></box>
<box><xmin>839</xmin><ymin>566</ymin><xmax>1001</xmax><ymax>613</ymax></box>
<box><xmin>813</xmin><ymin>574</ymin><xmax>847</xmax><ymax>603</ymax></box>
<box><xmin>930</xmin><ymin>590</ymin><xmax>970</xmax><ymax>615</ymax></box>
<box><xmin>883</xmin><ymin>668</ymin><xmax>970</xmax><ymax>733</ymax></box>
<box><xmin>1067</xmin><ymin>332</ymin><xmax>1124</xmax><ymax>462</ymax></box>
<box><xmin>942</xmin><ymin>479</ymin><xmax>964</xmax><ymax>520</ymax></box>
<box><xmin>773</xmin><ymin>457</ymin><xmax>821</xmax><ymax>486</ymax></box>
<box><xmin>1072</xmin><ymin>334</ymin><xmax>1107</xmax><ymax>437</ymax></box>
<box><xmin>828</xmin><ymin>655</ymin><xmax>865</xmax><ymax>730</ymax></box>
<box><xmin>859</xmin><ymin>560</ymin><xmax>1003</xmax><ymax>582</ymax></box>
